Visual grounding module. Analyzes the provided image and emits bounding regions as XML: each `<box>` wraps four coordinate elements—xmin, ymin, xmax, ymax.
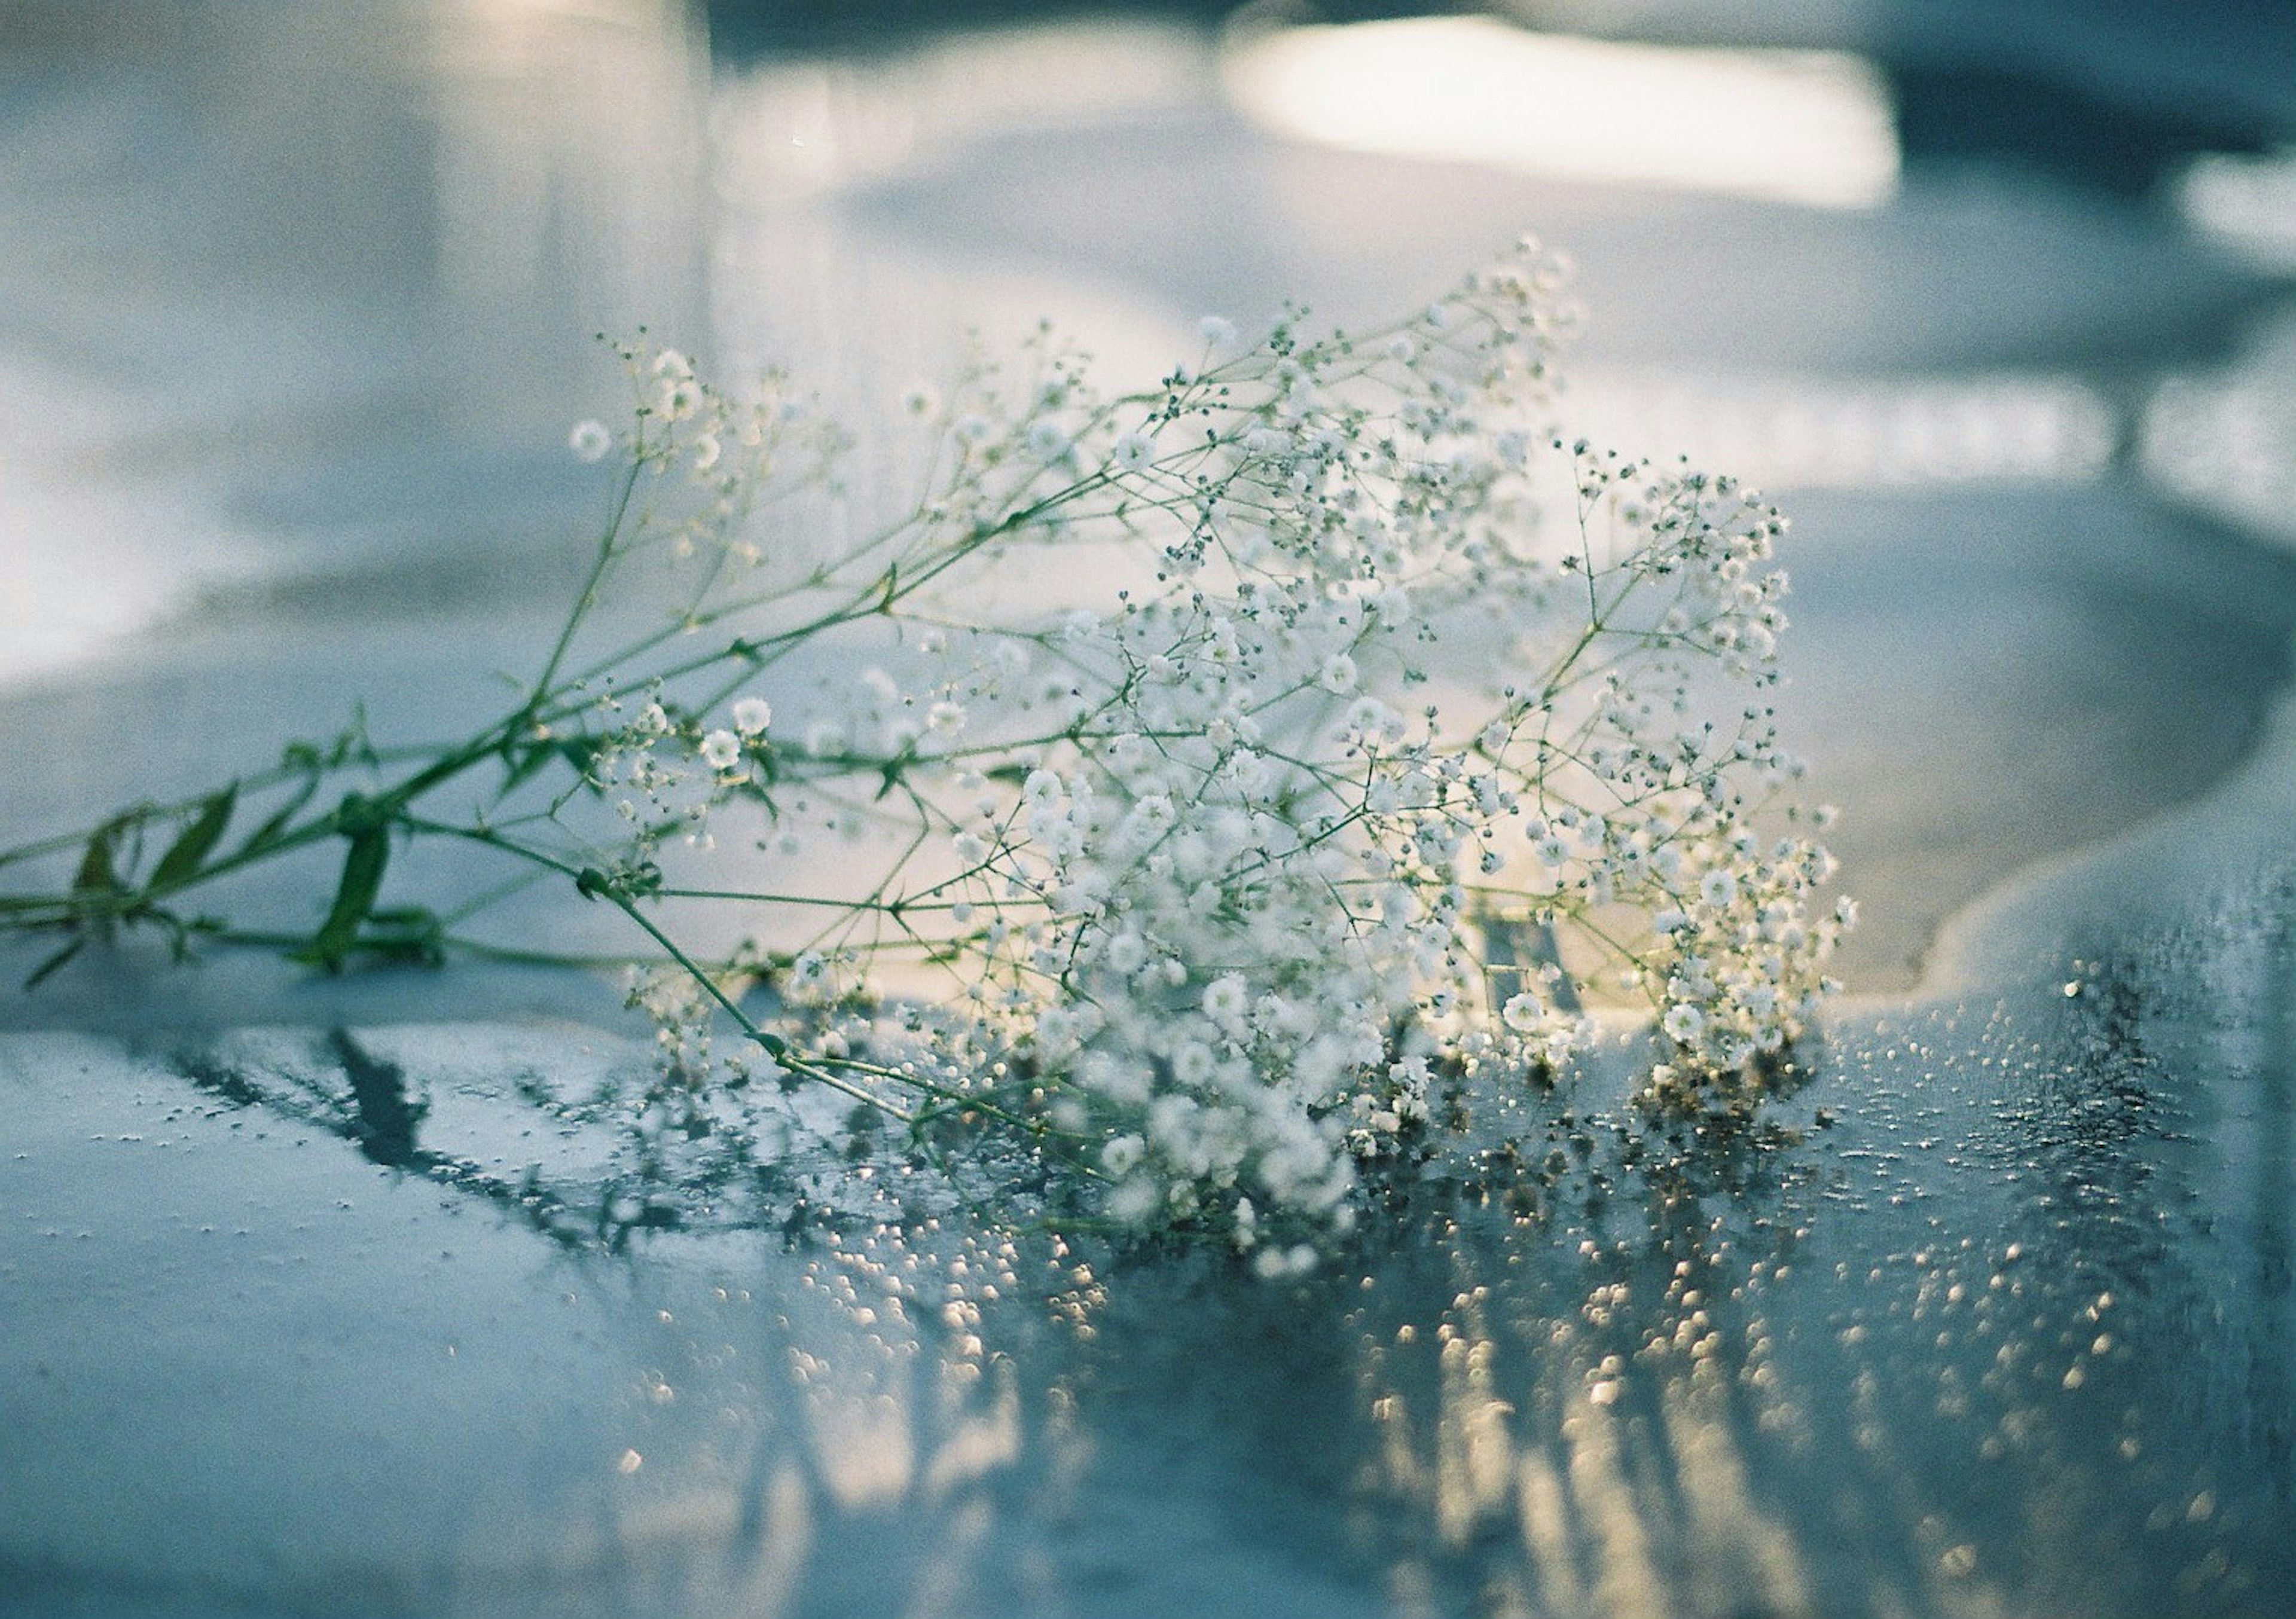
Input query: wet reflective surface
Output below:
<box><xmin>5</xmin><ymin>925</ymin><xmax>2291</xmax><ymax>1617</ymax></box>
<box><xmin>3</xmin><ymin>2</ymin><xmax>2294</xmax><ymax>1614</ymax></box>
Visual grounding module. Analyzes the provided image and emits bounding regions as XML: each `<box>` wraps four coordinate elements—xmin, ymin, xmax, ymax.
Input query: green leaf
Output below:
<box><xmin>71</xmin><ymin>818</ymin><xmax>125</xmax><ymax>899</ymax></box>
<box><xmin>362</xmin><ymin>906</ymin><xmax>446</xmax><ymax>967</ymax></box>
<box><xmin>295</xmin><ymin>823</ymin><xmax>390</xmax><ymax>973</ymax></box>
<box><xmin>148</xmin><ymin>784</ymin><xmax>237</xmax><ymax>893</ymax></box>
<box><xmin>238</xmin><ymin>772</ymin><xmax>320</xmax><ymax>858</ymax></box>
<box><xmin>323</xmin><ymin>707</ymin><xmax>378</xmax><ymax>770</ymax></box>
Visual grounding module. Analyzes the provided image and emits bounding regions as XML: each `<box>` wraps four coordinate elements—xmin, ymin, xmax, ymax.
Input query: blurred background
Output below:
<box><xmin>4</xmin><ymin>0</ymin><xmax>2295</xmax><ymax>991</ymax></box>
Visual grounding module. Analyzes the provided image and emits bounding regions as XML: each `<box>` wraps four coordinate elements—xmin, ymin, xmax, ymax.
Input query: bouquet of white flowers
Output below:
<box><xmin>1</xmin><ymin>240</ymin><xmax>1848</xmax><ymax>1267</ymax></box>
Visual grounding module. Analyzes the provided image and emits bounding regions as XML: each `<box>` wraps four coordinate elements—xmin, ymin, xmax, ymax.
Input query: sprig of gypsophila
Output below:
<box><xmin>0</xmin><ymin>239</ymin><xmax>1848</xmax><ymax>1272</ymax></box>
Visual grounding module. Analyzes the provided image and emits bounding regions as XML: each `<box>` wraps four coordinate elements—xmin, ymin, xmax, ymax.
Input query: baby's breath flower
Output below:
<box><xmin>54</xmin><ymin>239</ymin><xmax>1848</xmax><ymax>1273</ymax></box>
<box><xmin>731</xmin><ymin>697</ymin><xmax>773</xmax><ymax>736</ymax></box>
<box><xmin>1500</xmin><ymin>992</ymin><xmax>1544</xmax><ymax>1033</ymax></box>
<box><xmin>569</xmin><ymin>419</ymin><xmax>613</xmax><ymax>463</ymax></box>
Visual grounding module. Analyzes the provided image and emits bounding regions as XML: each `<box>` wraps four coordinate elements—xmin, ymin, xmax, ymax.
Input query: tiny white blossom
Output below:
<box><xmin>1107</xmin><ymin>1178</ymin><xmax>1162</xmax><ymax>1224</ymax></box>
<box><xmin>1113</xmin><ymin>430</ymin><xmax>1156</xmax><ymax>472</ymax></box>
<box><xmin>697</xmin><ymin>729</ymin><xmax>741</xmax><ymax>771</ymax></box>
<box><xmin>569</xmin><ymin>419</ymin><xmax>612</xmax><ymax>463</ymax></box>
<box><xmin>1202</xmin><ymin>974</ymin><xmax>1251</xmax><ymax>1031</ymax></box>
<box><xmin>731</xmin><ymin>697</ymin><xmax>773</xmax><ymax>736</ymax></box>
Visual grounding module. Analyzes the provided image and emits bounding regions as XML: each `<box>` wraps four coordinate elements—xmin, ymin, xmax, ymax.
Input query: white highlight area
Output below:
<box><xmin>2177</xmin><ymin>146</ymin><xmax>2296</xmax><ymax>274</ymax></box>
<box><xmin>1222</xmin><ymin>17</ymin><xmax>1900</xmax><ymax>210</ymax></box>
<box><xmin>2143</xmin><ymin>310</ymin><xmax>2296</xmax><ymax>552</ymax></box>
<box><xmin>1571</xmin><ymin>371</ymin><xmax>2118</xmax><ymax>488</ymax></box>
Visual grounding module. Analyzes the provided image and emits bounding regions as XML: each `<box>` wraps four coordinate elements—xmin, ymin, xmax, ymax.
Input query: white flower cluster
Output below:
<box><xmin>553</xmin><ymin>240</ymin><xmax>1845</xmax><ymax>1262</ymax></box>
